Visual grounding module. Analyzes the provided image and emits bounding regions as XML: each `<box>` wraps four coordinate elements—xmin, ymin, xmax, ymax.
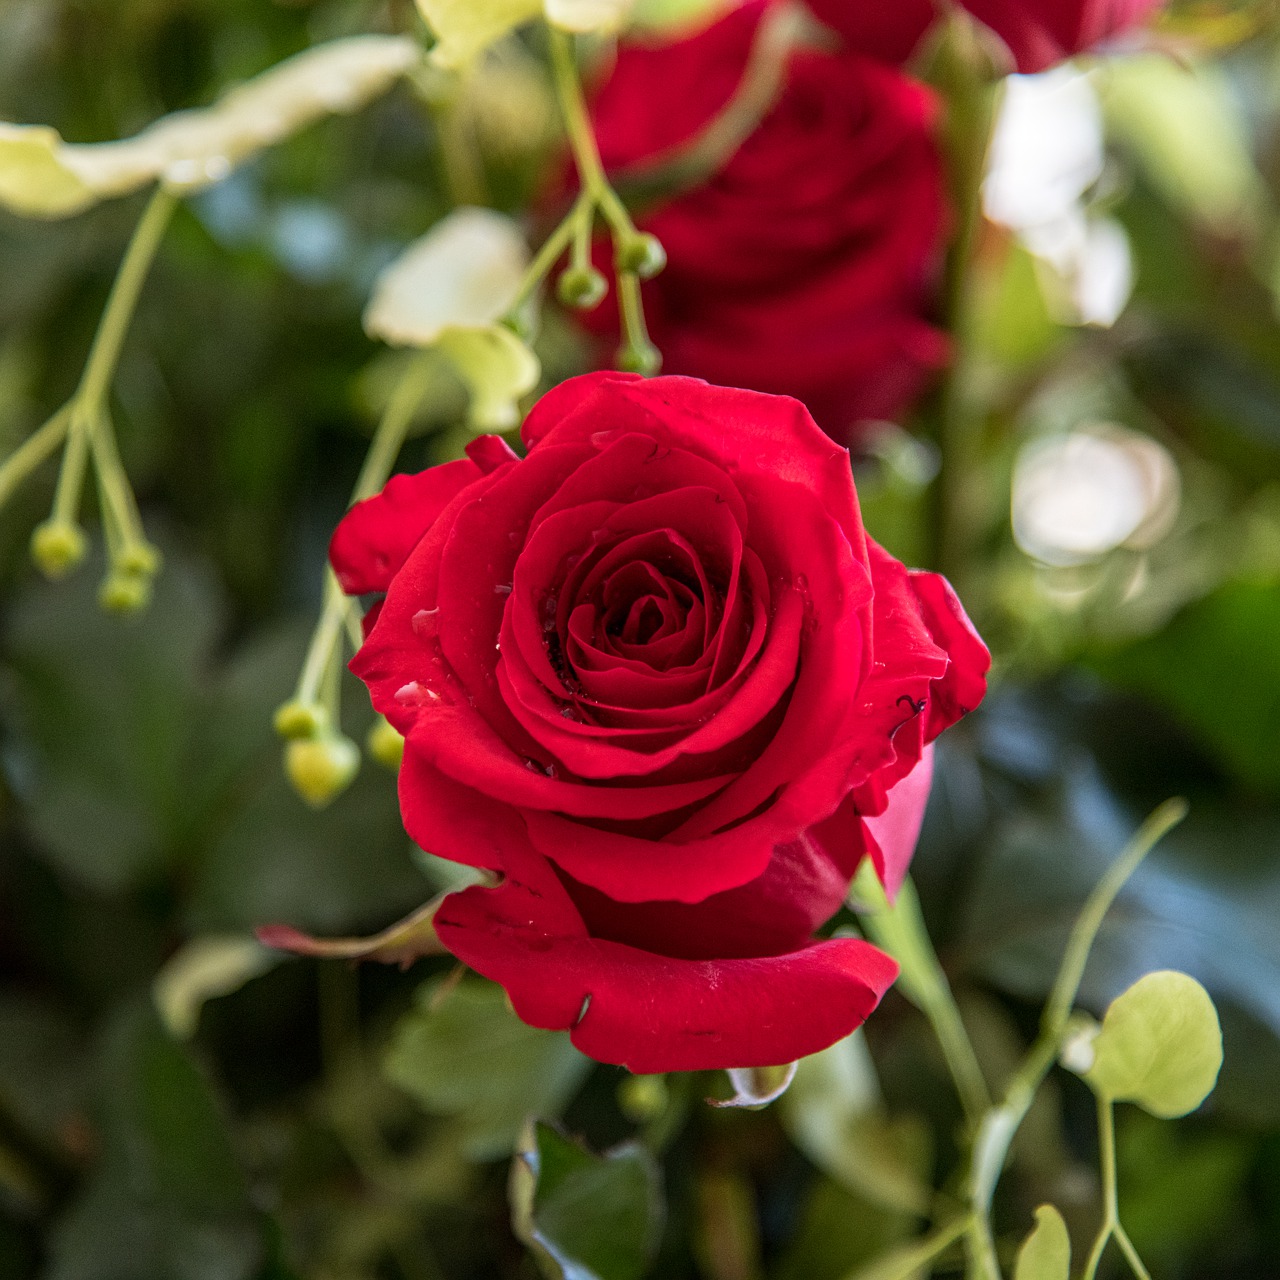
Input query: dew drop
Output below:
<box><xmin>494</xmin><ymin>583</ymin><xmax>512</xmax><ymax>596</ymax></box>
<box><xmin>412</xmin><ymin>607</ymin><xmax>440</xmax><ymax>639</ymax></box>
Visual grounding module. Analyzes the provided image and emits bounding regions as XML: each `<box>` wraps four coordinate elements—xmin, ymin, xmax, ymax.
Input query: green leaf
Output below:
<box><xmin>384</xmin><ymin>977</ymin><xmax>591</xmax><ymax>1160</ymax></box>
<box><xmin>1091</xmin><ymin>579</ymin><xmax>1280</xmax><ymax>795</ymax></box>
<box><xmin>510</xmin><ymin>1120</ymin><xmax>663</xmax><ymax>1280</ymax></box>
<box><xmin>45</xmin><ymin>1001</ymin><xmax>263</xmax><ymax>1280</ymax></box>
<box><xmin>418</xmin><ymin>0</ymin><xmax>542</xmax><ymax>68</ymax></box>
<box><xmin>437</xmin><ymin>323</ymin><xmax>541</xmax><ymax>431</ymax></box>
<box><xmin>1082</xmin><ymin>970</ymin><xmax>1223</xmax><ymax>1117</ymax></box>
<box><xmin>1013</xmin><ymin>1205</ymin><xmax>1071</xmax><ymax>1280</ymax></box>
<box><xmin>0</xmin><ymin>37</ymin><xmax>419</xmax><ymax>218</ymax></box>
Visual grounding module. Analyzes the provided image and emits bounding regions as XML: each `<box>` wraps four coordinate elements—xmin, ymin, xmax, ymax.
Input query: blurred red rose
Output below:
<box><xmin>330</xmin><ymin>372</ymin><xmax>989</xmax><ymax>1072</ymax></box>
<box><xmin>806</xmin><ymin>0</ymin><xmax>1164</xmax><ymax>72</ymax></box>
<box><xmin>576</xmin><ymin>0</ymin><xmax>948</xmax><ymax>448</ymax></box>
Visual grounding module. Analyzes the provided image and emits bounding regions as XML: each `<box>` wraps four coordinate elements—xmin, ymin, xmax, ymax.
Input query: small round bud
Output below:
<box><xmin>366</xmin><ymin>715</ymin><xmax>405</xmax><ymax>771</ymax></box>
<box><xmin>31</xmin><ymin>521</ymin><xmax>87</xmax><ymax>579</ymax></box>
<box><xmin>556</xmin><ymin>264</ymin><xmax>608</xmax><ymax>311</ymax></box>
<box><xmin>117</xmin><ymin>541</ymin><xmax>162</xmax><ymax>578</ymax></box>
<box><xmin>274</xmin><ymin>700</ymin><xmax>329</xmax><ymax>741</ymax></box>
<box><xmin>618</xmin><ymin>1073</ymin><xmax>668</xmax><ymax>1123</ymax></box>
<box><xmin>615</xmin><ymin>233</ymin><xmax>666</xmax><ymax>280</ymax></box>
<box><xmin>286</xmin><ymin>733</ymin><xmax>360</xmax><ymax>808</ymax></box>
<box><xmin>616</xmin><ymin>342</ymin><xmax>662</xmax><ymax>377</ymax></box>
<box><xmin>98</xmin><ymin>572</ymin><xmax>151</xmax><ymax>614</ymax></box>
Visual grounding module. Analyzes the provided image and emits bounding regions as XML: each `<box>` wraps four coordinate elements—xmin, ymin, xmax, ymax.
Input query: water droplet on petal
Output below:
<box><xmin>494</xmin><ymin>583</ymin><xmax>512</xmax><ymax>595</ymax></box>
<box><xmin>412</xmin><ymin>607</ymin><xmax>440</xmax><ymax>639</ymax></box>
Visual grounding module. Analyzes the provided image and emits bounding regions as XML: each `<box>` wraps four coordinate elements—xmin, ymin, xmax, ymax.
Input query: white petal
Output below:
<box><xmin>364</xmin><ymin>207</ymin><xmax>531</xmax><ymax>345</ymax></box>
<box><xmin>545</xmin><ymin>0</ymin><xmax>635</xmax><ymax>33</ymax></box>
<box><xmin>417</xmin><ymin>0</ymin><xmax>541</xmax><ymax>68</ymax></box>
<box><xmin>0</xmin><ymin>36</ymin><xmax>418</xmax><ymax>217</ymax></box>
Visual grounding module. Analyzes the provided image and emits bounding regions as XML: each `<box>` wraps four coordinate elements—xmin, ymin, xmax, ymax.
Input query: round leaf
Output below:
<box><xmin>1084</xmin><ymin>970</ymin><xmax>1223</xmax><ymax>1117</ymax></box>
<box><xmin>1014</xmin><ymin>1205</ymin><xmax>1071</xmax><ymax>1280</ymax></box>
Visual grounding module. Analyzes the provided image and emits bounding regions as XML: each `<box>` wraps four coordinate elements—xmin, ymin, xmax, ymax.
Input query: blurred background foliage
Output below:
<box><xmin>2</xmin><ymin>0</ymin><xmax>1280</xmax><ymax>1277</ymax></box>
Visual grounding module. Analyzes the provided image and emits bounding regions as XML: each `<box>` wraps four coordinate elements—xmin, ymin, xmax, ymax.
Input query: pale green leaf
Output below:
<box><xmin>511</xmin><ymin>1120</ymin><xmax>664</xmax><ymax>1280</ymax></box>
<box><xmin>437</xmin><ymin>323</ymin><xmax>541</xmax><ymax>431</ymax></box>
<box><xmin>418</xmin><ymin>0</ymin><xmax>542</xmax><ymax>68</ymax></box>
<box><xmin>364</xmin><ymin>207</ymin><xmax>531</xmax><ymax>345</ymax></box>
<box><xmin>1101</xmin><ymin>55</ymin><xmax>1264</xmax><ymax>234</ymax></box>
<box><xmin>152</xmin><ymin>936</ymin><xmax>278</xmax><ymax>1040</ymax></box>
<box><xmin>629</xmin><ymin>0</ymin><xmax>735</xmax><ymax>32</ymax></box>
<box><xmin>1083</xmin><ymin>971</ymin><xmax>1223</xmax><ymax>1118</ymax></box>
<box><xmin>1013</xmin><ymin>1205</ymin><xmax>1071</xmax><ymax>1280</ymax></box>
<box><xmin>0</xmin><ymin>36</ymin><xmax>419</xmax><ymax>218</ymax></box>
<box><xmin>385</xmin><ymin>977</ymin><xmax>591</xmax><ymax>1160</ymax></box>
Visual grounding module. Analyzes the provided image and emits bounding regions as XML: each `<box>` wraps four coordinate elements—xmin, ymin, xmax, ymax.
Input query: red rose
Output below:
<box><xmin>806</xmin><ymin>0</ymin><xmax>1163</xmax><ymax>73</ymax></box>
<box><xmin>577</xmin><ymin>0</ymin><xmax>948</xmax><ymax>448</ymax></box>
<box><xmin>331</xmin><ymin>372</ymin><xmax>989</xmax><ymax>1071</ymax></box>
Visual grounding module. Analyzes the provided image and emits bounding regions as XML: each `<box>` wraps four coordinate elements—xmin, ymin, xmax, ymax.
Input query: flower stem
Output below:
<box><xmin>285</xmin><ymin>356</ymin><xmax>435</xmax><ymax>724</ymax></box>
<box><xmin>40</xmin><ymin>188</ymin><xmax>177</xmax><ymax>551</ymax></box>
<box><xmin>852</xmin><ymin>866</ymin><xmax>991</xmax><ymax>1129</ymax></box>
<box><xmin>0</xmin><ymin>408</ymin><xmax>71</xmax><ymax>511</ymax></box>
<box><xmin>965</xmin><ymin>800</ymin><xmax>1188</xmax><ymax>1275</ymax></box>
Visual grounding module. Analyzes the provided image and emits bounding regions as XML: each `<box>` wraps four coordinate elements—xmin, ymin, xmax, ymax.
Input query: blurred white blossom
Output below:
<box><xmin>984</xmin><ymin>66</ymin><xmax>1134</xmax><ymax>328</ymax></box>
<box><xmin>1012</xmin><ymin>424</ymin><xmax>1180</xmax><ymax>566</ymax></box>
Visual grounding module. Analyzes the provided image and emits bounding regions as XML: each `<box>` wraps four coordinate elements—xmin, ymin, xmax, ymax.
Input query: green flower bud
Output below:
<box><xmin>286</xmin><ymin>733</ymin><xmax>360</xmax><ymax>808</ymax></box>
<box><xmin>273</xmin><ymin>700</ymin><xmax>330</xmax><ymax>740</ymax></box>
<box><xmin>616</xmin><ymin>342</ymin><xmax>662</xmax><ymax>377</ymax></box>
<box><xmin>556</xmin><ymin>264</ymin><xmax>608</xmax><ymax>311</ymax></box>
<box><xmin>366</xmin><ymin>715</ymin><xmax>405</xmax><ymax>771</ymax></box>
<box><xmin>617</xmin><ymin>1073</ymin><xmax>668</xmax><ymax>1122</ymax></box>
<box><xmin>615</xmin><ymin>233</ymin><xmax>666</xmax><ymax>280</ymax></box>
<box><xmin>117</xmin><ymin>541</ymin><xmax>162</xmax><ymax>578</ymax></box>
<box><xmin>31</xmin><ymin>520</ymin><xmax>87</xmax><ymax>579</ymax></box>
<box><xmin>98</xmin><ymin>572</ymin><xmax>152</xmax><ymax>614</ymax></box>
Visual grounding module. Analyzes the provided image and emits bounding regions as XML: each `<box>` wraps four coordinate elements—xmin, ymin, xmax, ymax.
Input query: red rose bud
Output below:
<box><xmin>577</xmin><ymin>0</ymin><xmax>949</xmax><ymax>448</ymax></box>
<box><xmin>325</xmin><ymin>372</ymin><xmax>990</xmax><ymax>1073</ymax></box>
<box><xmin>806</xmin><ymin>0</ymin><xmax>1165</xmax><ymax>73</ymax></box>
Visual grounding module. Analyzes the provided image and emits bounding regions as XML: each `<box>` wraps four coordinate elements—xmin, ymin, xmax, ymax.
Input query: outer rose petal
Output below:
<box><xmin>909</xmin><ymin>570</ymin><xmax>991</xmax><ymax>740</ymax></box>
<box><xmin>329</xmin><ymin>459</ymin><xmax>482</xmax><ymax>595</ymax></box>
<box><xmin>433</xmin><ymin>843</ymin><xmax>900</xmax><ymax>1072</ymax></box>
<box><xmin>861</xmin><ymin>745</ymin><xmax>934</xmax><ymax>900</ymax></box>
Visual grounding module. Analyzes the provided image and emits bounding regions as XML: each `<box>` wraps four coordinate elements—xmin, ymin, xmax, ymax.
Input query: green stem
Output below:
<box><xmin>966</xmin><ymin>800</ymin><xmax>1188</xmax><ymax>1272</ymax></box>
<box><xmin>0</xmin><ymin>408</ymin><xmax>71</xmax><ymax>511</ymax></box>
<box><xmin>853</xmin><ymin>868</ymin><xmax>991</xmax><ymax>1127</ymax></box>
<box><xmin>614</xmin><ymin>0</ymin><xmax>806</xmax><ymax>204</ymax></box>
<box><xmin>47</xmin><ymin>188</ymin><xmax>177</xmax><ymax>534</ymax></box>
<box><xmin>291</xmin><ymin>357</ymin><xmax>435</xmax><ymax>713</ymax></box>
<box><xmin>76</xmin><ymin>188</ymin><xmax>178</xmax><ymax>412</ymax></box>
<box><xmin>1082</xmin><ymin>1099</ymin><xmax>1150</xmax><ymax>1280</ymax></box>
<box><xmin>847</xmin><ymin>1214</ymin><xmax>975</xmax><ymax>1280</ymax></box>
<box><xmin>548</xmin><ymin>28</ymin><xmax>613</xmax><ymax>203</ymax></box>
<box><xmin>922</xmin><ymin>21</ymin><xmax>1000</xmax><ymax>580</ymax></box>
<box><xmin>506</xmin><ymin>197</ymin><xmax>590</xmax><ymax>317</ymax></box>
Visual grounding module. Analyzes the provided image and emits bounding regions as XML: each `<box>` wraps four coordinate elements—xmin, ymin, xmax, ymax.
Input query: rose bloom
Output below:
<box><xmin>805</xmin><ymin>0</ymin><xmax>1164</xmax><ymax>72</ymax></box>
<box><xmin>331</xmin><ymin>373</ymin><xmax>989</xmax><ymax>1072</ymax></box>
<box><xmin>576</xmin><ymin>0</ymin><xmax>948</xmax><ymax>448</ymax></box>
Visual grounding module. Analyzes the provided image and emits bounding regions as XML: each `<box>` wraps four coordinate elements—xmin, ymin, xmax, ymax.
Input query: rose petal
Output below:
<box><xmin>433</xmin><ymin>843</ymin><xmax>900</xmax><ymax>1072</ymax></box>
<box><xmin>329</xmin><ymin>459</ymin><xmax>482</xmax><ymax>595</ymax></box>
